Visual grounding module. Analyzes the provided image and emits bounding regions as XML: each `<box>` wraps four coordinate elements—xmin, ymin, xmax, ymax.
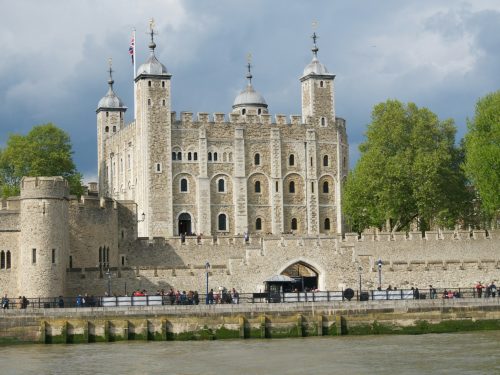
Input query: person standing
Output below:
<box><xmin>1</xmin><ymin>294</ymin><xmax>9</xmax><ymax>309</ymax></box>
<box><xmin>476</xmin><ymin>282</ymin><xmax>483</xmax><ymax>298</ymax></box>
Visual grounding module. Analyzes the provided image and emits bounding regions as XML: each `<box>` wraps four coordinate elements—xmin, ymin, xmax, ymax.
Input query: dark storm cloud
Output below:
<box><xmin>0</xmin><ymin>0</ymin><xmax>499</xmax><ymax>181</ymax></box>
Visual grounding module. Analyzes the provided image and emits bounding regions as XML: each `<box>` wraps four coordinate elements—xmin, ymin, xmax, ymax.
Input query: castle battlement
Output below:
<box><xmin>343</xmin><ymin>230</ymin><xmax>494</xmax><ymax>243</ymax></box>
<box><xmin>20</xmin><ymin>176</ymin><xmax>69</xmax><ymax>199</ymax></box>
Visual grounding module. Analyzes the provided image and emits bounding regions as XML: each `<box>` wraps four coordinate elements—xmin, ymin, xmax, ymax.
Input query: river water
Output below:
<box><xmin>0</xmin><ymin>331</ymin><xmax>499</xmax><ymax>374</ymax></box>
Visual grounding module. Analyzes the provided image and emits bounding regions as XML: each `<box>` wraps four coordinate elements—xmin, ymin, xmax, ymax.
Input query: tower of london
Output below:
<box><xmin>97</xmin><ymin>29</ymin><xmax>348</xmax><ymax>238</ymax></box>
<box><xmin>0</xmin><ymin>27</ymin><xmax>497</xmax><ymax>299</ymax></box>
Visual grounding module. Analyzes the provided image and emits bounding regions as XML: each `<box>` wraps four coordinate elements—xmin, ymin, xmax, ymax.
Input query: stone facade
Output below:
<box><xmin>0</xmin><ymin>33</ymin><xmax>498</xmax><ymax>299</ymax></box>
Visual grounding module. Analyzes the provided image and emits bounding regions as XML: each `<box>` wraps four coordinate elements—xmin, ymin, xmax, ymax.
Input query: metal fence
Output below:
<box><xmin>1</xmin><ymin>287</ymin><xmax>497</xmax><ymax>309</ymax></box>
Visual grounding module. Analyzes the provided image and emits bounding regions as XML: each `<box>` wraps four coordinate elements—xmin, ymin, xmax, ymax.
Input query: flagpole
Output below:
<box><xmin>133</xmin><ymin>28</ymin><xmax>137</xmax><ymax>120</ymax></box>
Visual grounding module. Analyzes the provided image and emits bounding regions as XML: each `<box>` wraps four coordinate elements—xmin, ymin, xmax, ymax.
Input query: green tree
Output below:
<box><xmin>464</xmin><ymin>91</ymin><xmax>500</xmax><ymax>225</ymax></box>
<box><xmin>344</xmin><ymin>100</ymin><xmax>471</xmax><ymax>232</ymax></box>
<box><xmin>0</xmin><ymin>123</ymin><xmax>83</xmax><ymax>197</ymax></box>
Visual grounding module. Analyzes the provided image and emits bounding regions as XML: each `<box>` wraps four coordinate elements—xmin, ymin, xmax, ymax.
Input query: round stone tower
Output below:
<box><xmin>18</xmin><ymin>176</ymin><xmax>69</xmax><ymax>298</ymax></box>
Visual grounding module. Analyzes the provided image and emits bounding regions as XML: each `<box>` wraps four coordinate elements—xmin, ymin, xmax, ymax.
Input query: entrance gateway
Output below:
<box><xmin>178</xmin><ymin>213</ymin><xmax>191</xmax><ymax>236</ymax></box>
<box><xmin>265</xmin><ymin>261</ymin><xmax>319</xmax><ymax>298</ymax></box>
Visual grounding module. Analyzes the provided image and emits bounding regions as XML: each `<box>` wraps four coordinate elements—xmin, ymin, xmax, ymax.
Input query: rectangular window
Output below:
<box><xmin>69</xmin><ymin>255</ymin><xmax>73</xmax><ymax>269</ymax></box>
<box><xmin>121</xmin><ymin>255</ymin><xmax>126</xmax><ymax>266</ymax></box>
<box><xmin>311</xmin><ymin>182</ymin><xmax>314</xmax><ymax>193</ymax></box>
<box><xmin>276</xmin><ymin>181</ymin><xmax>279</xmax><ymax>192</ymax></box>
<box><xmin>32</xmin><ymin>248</ymin><xmax>36</xmax><ymax>264</ymax></box>
<box><xmin>155</xmin><ymin>163</ymin><xmax>162</xmax><ymax>173</ymax></box>
<box><xmin>52</xmin><ymin>249</ymin><xmax>56</xmax><ymax>264</ymax></box>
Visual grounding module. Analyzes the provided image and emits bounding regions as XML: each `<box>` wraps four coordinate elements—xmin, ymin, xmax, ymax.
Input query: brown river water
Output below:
<box><xmin>0</xmin><ymin>331</ymin><xmax>499</xmax><ymax>374</ymax></box>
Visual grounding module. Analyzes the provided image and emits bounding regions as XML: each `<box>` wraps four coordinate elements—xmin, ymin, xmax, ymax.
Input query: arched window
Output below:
<box><xmin>105</xmin><ymin>126</ymin><xmax>109</xmax><ymax>133</ymax></box>
<box><xmin>291</xmin><ymin>218</ymin><xmax>298</xmax><ymax>230</ymax></box>
<box><xmin>218</xmin><ymin>214</ymin><xmax>227</xmax><ymax>231</ymax></box>
<box><xmin>241</xmin><ymin>108</ymin><xmax>246</xmax><ymax>115</ymax></box>
<box><xmin>289</xmin><ymin>154</ymin><xmax>295</xmax><ymax>166</ymax></box>
<box><xmin>254</xmin><ymin>153</ymin><xmax>260</xmax><ymax>165</ymax></box>
<box><xmin>172</xmin><ymin>152</ymin><xmax>177</xmax><ymax>161</ymax></box>
<box><xmin>324</xmin><ymin>218</ymin><xmax>331</xmax><ymax>230</ymax></box>
<box><xmin>258</xmin><ymin>108</ymin><xmax>262</xmax><ymax>115</ymax></box>
<box><xmin>256</xmin><ymin>218</ymin><xmax>262</xmax><ymax>230</ymax></box>
<box><xmin>148</xmin><ymin>81</ymin><xmax>152</xmax><ymax>87</ymax></box>
<box><xmin>323</xmin><ymin>155</ymin><xmax>329</xmax><ymax>166</ymax></box>
<box><xmin>208</xmin><ymin>152</ymin><xmax>212</xmax><ymax>161</ymax></box>
<box><xmin>0</xmin><ymin>251</ymin><xmax>4</xmax><ymax>269</ymax></box>
<box><xmin>180</xmin><ymin>178</ymin><xmax>188</xmax><ymax>192</ymax></box>
<box><xmin>177</xmin><ymin>152</ymin><xmax>182</xmax><ymax>160</ymax></box>
<box><xmin>255</xmin><ymin>180</ymin><xmax>261</xmax><ymax>193</ymax></box>
<box><xmin>289</xmin><ymin>181</ymin><xmax>295</xmax><ymax>193</ymax></box>
<box><xmin>218</xmin><ymin>178</ymin><xmax>225</xmax><ymax>192</ymax></box>
<box><xmin>323</xmin><ymin>181</ymin><xmax>329</xmax><ymax>193</ymax></box>
<box><xmin>6</xmin><ymin>251</ymin><xmax>11</xmax><ymax>269</ymax></box>
<box><xmin>188</xmin><ymin>152</ymin><xmax>192</xmax><ymax>161</ymax></box>
<box><xmin>194</xmin><ymin>152</ymin><xmax>198</xmax><ymax>161</ymax></box>
<box><xmin>214</xmin><ymin>152</ymin><xmax>218</xmax><ymax>161</ymax></box>
<box><xmin>320</xmin><ymin>80</ymin><xmax>324</xmax><ymax>88</ymax></box>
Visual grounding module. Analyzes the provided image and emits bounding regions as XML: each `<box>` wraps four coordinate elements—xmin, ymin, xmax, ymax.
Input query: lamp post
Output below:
<box><xmin>205</xmin><ymin>261</ymin><xmax>211</xmax><ymax>304</ymax></box>
<box><xmin>377</xmin><ymin>259</ymin><xmax>383</xmax><ymax>290</ymax></box>
<box><xmin>358</xmin><ymin>264</ymin><xmax>363</xmax><ymax>298</ymax></box>
<box><xmin>105</xmin><ymin>268</ymin><xmax>111</xmax><ymax>296</ymax></box>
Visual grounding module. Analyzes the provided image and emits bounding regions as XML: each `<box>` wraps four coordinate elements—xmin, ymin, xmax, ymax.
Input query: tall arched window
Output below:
<box><xmin>218</xmin><ymin>214</ymin><xmax>227</xmax><ymax>231</ymax></box>
<box><xmin>208</xmin><ymin>152</ymin><xmax>212</xmax><ymax>161</ymax></box>
<box><xmin>289</xmin><ymin>154</ymin><xmax>295</xmax><ymax>166</ymax></box>
<box><xmin>180</xmin><ymin>178</ymin><xmax>188</xmax><ymax>192</ymax></box>
<box><xmin>172</xmin><ymin>152</ymin><xmax>177</xmax><ymax>161</ymax></box>
<box><xmin>323</xmin><ymin>181</ymin><xmax>329</xmax><ymax>193</ymax></box>
<box><xmin>6</xmin><ymin>251</ymin><xmax>11</xmax><ymax>269</ymax></box>
<box><xmin>323</xmin><ymin>155</ymin><xmax>329</xmax><ymax>166</ymax></box>
<box><xmin>324</xmin><ymin>218</ymin><xmax>331</xmax><ymax>230</ymax></box>
<box><xmin>256</xmin><ymin>218</ymin><xmax>262</xmax><ymax>230</ymax></box>
<box><xmin>214</xmin><ymin>152</ymin><xmax>218</xmax><ymax>161</ymax></box>
<box><xmin>0</xmin><ymin>251</ymin><xmax>4</xmax><ymax>269</ymax></box>
<box><xmin>218</xmin><ymin>178</ymin><xmax>225</xmax><ymax>192</ymax></box>
<box><xmin>289</xmin><ymin>181</ymin><xmax>295</xmax><ymax>193</ymax></box>
<box><xmin>255</xmin><ymin>180</ymin><xmax>261</xmax><ymax>193</ymax></box>
<box><xmin>177</xmin><ymin>152</ymin><xmax>182</xmax><ymax>161</ymax></box>
<box><xmin>188</xmin><ymin>152</ymin><xmax>192</xmax><ymax>161</ymax></box>
<box><xmin>194</xmin><ymin>152</ymin><xmax>198</xmax><ymax>161</ymax></box>
<box><xmin>291</xmin><ymin>218</ymin><xmax>298</xmax><ymax>230</ymax></box>
<box><xmin>254</xmin><ymin>153</ymin><xmax>260</xmax><ymax>165</ymax></box>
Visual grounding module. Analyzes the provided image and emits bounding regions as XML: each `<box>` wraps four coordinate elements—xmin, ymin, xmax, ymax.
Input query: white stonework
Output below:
<box><xmin>0</xmin><ymin>34</ymin><xmax>498</xmax><ymax>299</ymax></box>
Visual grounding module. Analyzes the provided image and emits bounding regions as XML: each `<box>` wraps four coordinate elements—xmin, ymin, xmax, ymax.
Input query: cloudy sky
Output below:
<box><xmin>1</xmin><ymin>0</ymin><xmax>499</xmax><ymax>182</ymax></box>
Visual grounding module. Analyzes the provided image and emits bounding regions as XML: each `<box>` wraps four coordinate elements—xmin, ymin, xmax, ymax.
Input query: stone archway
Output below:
<box><xmin>178</xmin><ymin>212</ymin><xmax>192</xmax><ymax>236</ymax></box>
<box><xmin>281</xmin><ymin>261</ymin><xmax>319</xmax><ymax>291</ymax></box>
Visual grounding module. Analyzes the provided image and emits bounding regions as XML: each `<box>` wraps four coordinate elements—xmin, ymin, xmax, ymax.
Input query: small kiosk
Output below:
<box><xmin>264</xmin><ymin>275</ymin><xmax>297</xmax><ymax>303</ymax></box>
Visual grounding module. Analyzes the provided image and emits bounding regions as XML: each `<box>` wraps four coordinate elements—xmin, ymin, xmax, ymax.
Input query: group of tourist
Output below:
<box><xmin>206</xmin><ymin>287</ymin><xmax>240</xmax><ymax>304</ymax></box>
<box><xmin>1</xmin><ymin>294</ymin><xmax>29</xmax><ymax>309</ymax></box>
<box><xmin>475</xmin><ymin>281</ymin><xmax>497</xmax><ymax>298</ymax></box>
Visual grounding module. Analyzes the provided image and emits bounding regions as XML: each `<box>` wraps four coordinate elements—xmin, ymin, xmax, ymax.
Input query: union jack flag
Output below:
<box><xmin>129</xmin><ymin>36</ymin><xmax>135</xmax><ymax>64</ymax></box>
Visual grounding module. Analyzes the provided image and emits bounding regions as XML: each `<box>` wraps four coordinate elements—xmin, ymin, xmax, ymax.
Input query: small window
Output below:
<box><xmin>323</xmin><ymin>181</ymin><xmax>329</xmax><ymax>193</ymax></box>
<box><xmin>180</xmin><ymin>178</ymin><xmax>188</xmax><ymax>192</ymax></box>
<box><xmin>177</xmin><ymin>152</ymin><xmax>182</xmax><ymax>161</ymax></box>
<box><xmin>148</xmin><ymin>81</ymin><xmax>152</xmax><ymax>87</ymax></box>
<box><xmin>194</xmin><ymin>152</ymin><xmax>198</xmax><ymax>161</ymax></box>
<box><xmin>106</xmin><ymin>111</ymin><xmax>109</xmax><ymax>117</ymax></box>
<box><xmin>156</xmin><ymin>163</ymin><xmax>162</xmax><ymax>173</ymax></box>
<box><xmin>105</xmin><ymin>126</ymin><xmax>109</xmax><ymax>133</ymax></box>
<box><xmin>208</xmin><ymin>152</ymin><xmax>212</xmax><ymax>161</ymax></box>
<box><xmin>188</xmin><ymin>152</ymin><xmax>192</xmax><ymax>161</ymax></box>
<box><xmin>218</xmin><ymin>178</ymin><xmax>225</xmax><ymax>192</ymax></box>
<box><xmin>343</xmin><ymin>157</ymin><xmax>346</xmax><ymax>169</ymax></box>
<box><xmin>0</xmin><ymin>251</ymin><xmax>4</xmax><ymax>269</ymax></box>
<box><xmin>99</xmin><ymin>247</ymin><xmax>102</xmax><ymax>263</ymax></box>
<box><xmin>310</xmin><ymin>157</ymin><xmax>313</xmax><ymax>167</ymax></box>
<box><xmin>258</xmin><ymin>108</ymin><xmax>262</xmax><ymax>115</ymax></box>
<box><xmin>256</xmin><ymin>218</ymin><xmax>262</xmax><ymax>230</ymax></box>
<box><xmin>162</xmin><ymin>99</ymin><xmax>166</xmax><ymax>106</ymax></box>
<box><xmin>289</xmin><ymin>154</ymin><xmax>295</xmax><ymax>166</ymax></box>
<box><xmin>32</xmin><ymin>248</ymin><xmax>36</xmax><ymax>264</ymax></box>
<box><xmin>6</xmin><ymin>251</ymin><xmax>10</xmax><ymax>269</ymax></box>
<box><xmin>148</xmin><ymin>98</ymin><xmax>151</xmax><ymax>106</ymax></box>
<box><xmin>242</xmin><ymin>108</ymin><xmax>246</xmax><ymax>115</ymax></box>
<box><xmin>69</xmin><ymin>255</ymin><xmax>73</xmax><ymax>269</ymax></box>
<box><xmin>323</xmin><ymin>155</ymin><xmax>329</xmax><ymax>166</ymax></box>
<box><xmin>52</xmin><ymin>249</ymin><xmax>56</xmax><ymax>264</ymax></box>
<box><xmin>255</xmin><ymin>181</ymin><xmax>261</xmax><ymax>193</ymax></box>
<box><xmin>324</xmin><ymin>218</ymin><xmax>331</xmax><ymax>230</ymax></box>
<box><xmin>218</xmin><ymin>214</ymin><xmax>227</xmax><ymax>231</ymax></box>
<box><xmin>172</xmin><ymin>152</ymin><xmax>177</xmax><ymax>161</ymax></box>
<box><xmin>320</xmin><ymin>80</ymin><xmax>324</xmax><ymax>88</ymax></box>
<box><xmin>214</xmin><ymin>152</ymin><xmax>218</xmax><ymax>161</ymax></box>
<box><xmin>289</xmin><ymin>181</ymin><xmax>295</xmax><ymax>193</ymax></box>
<box><xmin>254</xmin><ymin>153</ymin><xmax>260</xmax><ymax>165</ymax></box>
<box><xmin>321</xmin><ymin>117</ymin><xmax>326</xmax><ymax>126</ymax></box>
<box><xmin>275</xmin><ymin>181</ymin><xmax>279</xmax><ymax>192</ymax></box>
<box><xmin>121</xmin><ymin>230</ymin><xmax>125</xmax><ymax>239</ymax></box>
<box><xmin>121</xmin><ymin>255</ymin><xmax>126</xmax><ymax>266</ymax></box>
<box><xmin>162</xmin><ymin>81</ymin><xmax>165</xmax><ymax>88</ymax></box>
<box><xmin>311</xmin><ymin>182</ymin><xmax>314</xmax><ymax>193</ymax></box>
<box><xmin>291</xmin><ymin>218</ymin><xmax>298</xmax><ymax>230</ymax></box>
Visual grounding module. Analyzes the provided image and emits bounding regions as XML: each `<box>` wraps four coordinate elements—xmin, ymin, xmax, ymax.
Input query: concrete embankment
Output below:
<box><xmin>1</xmin><ymin>299</ymin><xmax>499</xmax><ymax>345</ymax></box>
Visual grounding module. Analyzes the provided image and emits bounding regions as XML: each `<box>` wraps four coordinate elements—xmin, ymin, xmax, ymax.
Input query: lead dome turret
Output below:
<box><xmin>232</xmin><ymin>60</ymin><xmax>268</xmax><ymax>115</ymax></box>
<box><xmin>97</xmin><ymin>62</ymin><xmax>127</xmax><ymax>111</ymax></box>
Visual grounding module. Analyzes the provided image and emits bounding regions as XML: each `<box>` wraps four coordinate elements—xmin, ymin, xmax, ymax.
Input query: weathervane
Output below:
<box><xmin>107</xmin><ymin>57</ymin><xmax>114</xmax><ymax>86</ymax></box>
<box><xmin>246</xmin><ymin>53</ymin><xmax>253</xmax><ymax>85</ymax></box>
<box><xmin>311</xmin><ymin>20</ymin><xmax>319</xmax><ymax>57</ymax></box>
